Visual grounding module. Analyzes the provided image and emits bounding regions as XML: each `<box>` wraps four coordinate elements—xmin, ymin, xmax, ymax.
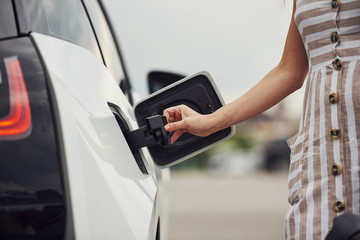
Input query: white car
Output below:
<box><xmin>0</xmin><ymin>0</ymin><xmax>234</xmax><ymax>239</ymax></box>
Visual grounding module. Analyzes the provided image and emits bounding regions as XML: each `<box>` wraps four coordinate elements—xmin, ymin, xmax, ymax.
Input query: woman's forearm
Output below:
<box><xmin>208</xmin><ymin>64</ymin><xmax>307</xmax><ymax>133</ymax></box>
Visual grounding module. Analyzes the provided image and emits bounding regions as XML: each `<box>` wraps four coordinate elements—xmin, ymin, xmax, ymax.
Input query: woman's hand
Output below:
<box><xmin>163</xmin><ymin>105</ymin><xmax>215</xmax><ymax>143</ymax></box>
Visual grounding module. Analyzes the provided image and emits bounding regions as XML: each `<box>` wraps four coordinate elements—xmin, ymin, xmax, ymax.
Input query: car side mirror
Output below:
<box><xmin>147</xmin><ymin>71</ymin><xmax>186</xmax><ymax>94</ymax></box>
<box><xmin>135</xmin><ymin>71</ymin><xmax>235</xmax><ymax>168</ymax></box>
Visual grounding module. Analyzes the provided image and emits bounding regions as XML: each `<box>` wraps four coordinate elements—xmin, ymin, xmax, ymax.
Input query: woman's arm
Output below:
<box><xmin>164</xmin><ymin>0</ymin><xmax>308</xmax><ymax>143</ymax></box>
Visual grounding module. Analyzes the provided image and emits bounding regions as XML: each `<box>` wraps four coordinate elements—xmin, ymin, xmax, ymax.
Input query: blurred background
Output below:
<box><xmin>104</xmin><ymin>0</ymin><xmax>303</xmax><ymax>239</ymax></box>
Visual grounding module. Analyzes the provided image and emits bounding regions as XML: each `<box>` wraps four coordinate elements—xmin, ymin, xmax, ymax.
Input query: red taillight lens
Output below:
<box><xmin>0</xmin><ymin>56</ymin><xmax>31</xmax><ymax>139</ymax></box>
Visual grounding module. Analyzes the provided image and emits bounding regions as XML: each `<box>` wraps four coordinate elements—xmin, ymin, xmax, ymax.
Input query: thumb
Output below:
<box><xmin>165</xmin><ymin>120</ymin><xmax>186</xmax><ymax>132</ymax></box>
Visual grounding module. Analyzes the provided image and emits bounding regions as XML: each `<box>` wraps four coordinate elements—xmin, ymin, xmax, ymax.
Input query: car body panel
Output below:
<box><xmin>31</xmin><ymin>32</ymin><xmax>158</xmax><ymax>239</ymax></box>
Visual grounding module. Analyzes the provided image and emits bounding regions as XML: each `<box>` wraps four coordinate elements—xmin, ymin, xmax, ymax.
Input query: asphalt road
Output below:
<box><xmin>168</xmin><ymin>170</ymin><xmax>289</xmax><ymax>240</ymax></box>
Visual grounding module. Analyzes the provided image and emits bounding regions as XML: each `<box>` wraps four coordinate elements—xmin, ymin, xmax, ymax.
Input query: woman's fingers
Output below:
<box><xmin>163</xmin><ymin>108</ymin><xmax>173</xmax><ymax>123</ymax></box>
<box><xmin>171</xmin><ymin>130</ymin><xmax>185</xmax><ymax>144</ymax></box>
<box><xmin>164</xmin><ymin>107</ymin><xmax>181</xmax><ymax>124</ymax></box>
<box><xmin>165</xmin><ymin>120</ymin><xmax>186</xmax><ymax>132</ymax></box>
<box><xmin>163</xmin><ymin>104</ymin><xmax>207</xmax><ymax>143</ymax></box>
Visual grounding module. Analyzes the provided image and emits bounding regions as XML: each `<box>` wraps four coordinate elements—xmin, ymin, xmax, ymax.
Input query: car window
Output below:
<box><xmin>83</xmin><ymin>0</ymin><xmax>125</xmax><ymax>83</ymax></box>
<box><xmin>82</xmin><ymin>0</ymin><xmax>133</xmax><ymax>104</ymax></box>
<box><xmin>18</xmin><ymin>0</ymin><xmax>102</xmax><ymax>61</ymax></box>
<box><xmin>0</xmin><ymin>0</ymin><xmax>17</xmax><ymax>40</ymax></box>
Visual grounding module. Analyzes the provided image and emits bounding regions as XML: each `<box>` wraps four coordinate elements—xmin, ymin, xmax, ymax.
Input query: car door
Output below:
<box><xmin>33</xmin><ymin>32</ymin><xmax>160</xmax><ymax>240</ymax></box>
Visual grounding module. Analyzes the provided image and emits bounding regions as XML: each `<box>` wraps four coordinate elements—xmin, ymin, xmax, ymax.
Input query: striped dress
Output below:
<box><xmin>286</xmin><ymin>0</ymin><xmax>360</xmax><ymax>239</ymax></box>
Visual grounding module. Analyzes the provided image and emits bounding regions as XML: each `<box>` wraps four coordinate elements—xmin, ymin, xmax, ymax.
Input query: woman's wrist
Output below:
<box><xmin>206</xmin><ymin>107</ymin><xmax>232</xmax><ymax>134</ymax></box>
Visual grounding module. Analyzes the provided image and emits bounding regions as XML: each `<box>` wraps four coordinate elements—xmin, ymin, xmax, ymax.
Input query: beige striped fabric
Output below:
<box><xmin>285</xmin><ymin>0</ymin><xmax>360</xmax><ymax>239</ymax></box>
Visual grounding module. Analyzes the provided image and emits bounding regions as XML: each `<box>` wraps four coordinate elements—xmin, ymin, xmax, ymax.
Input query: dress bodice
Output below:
<box><xmin>294</xmin><ymin>0</ymin><xmax>360</xmax><ymax>71</ymax></box>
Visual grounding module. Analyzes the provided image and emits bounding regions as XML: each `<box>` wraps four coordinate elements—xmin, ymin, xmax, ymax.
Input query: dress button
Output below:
<box><xmin>329</xmin><ymin>93</ymin><xmax>339</xmax><ymax>104</ymax></box>
<box><xmin>332</xmin><ymin>59</ymin><xmax>342</xmax><ymax>70</ymax></box>
<box><xmin>333</xmin><ymin>201</ymin><xmax>345</xmax><ymax>212</ymax></box>
<box><xmin>331</xmin><ymin>0</ymin><xmax>340</xmax><ymax>8</ymax></box>
<box><xmin>332</xmin><ymin>164</ymin><xmax>343</xmax><ymax>176</ymax></box>
<box><xmin>330</xmin><ymin>129</ymin><xmax>341</xmax><ymax>140</ymax></box>
<box><xmin>331</xmin><ymin>32</ymin><xmax>339</xmax><ymax>43</ymax></box>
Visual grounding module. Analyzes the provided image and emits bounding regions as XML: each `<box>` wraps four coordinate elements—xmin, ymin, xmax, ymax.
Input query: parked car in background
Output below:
<box><xmin>0</xmin><ymin>0</ymin><xmax>233</xmax><ymax>239</ymax></box>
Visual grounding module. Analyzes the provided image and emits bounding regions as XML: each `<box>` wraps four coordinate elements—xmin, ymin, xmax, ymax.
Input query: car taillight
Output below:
<box><xmin>0</xmin><ymin>56</ymin><xmax>31</xmax><ymax>139</ymax></box>
<box><xmin>0</xmin><ymin>37</ymin><xmax>67</xmax><ymax>239</ymax></box>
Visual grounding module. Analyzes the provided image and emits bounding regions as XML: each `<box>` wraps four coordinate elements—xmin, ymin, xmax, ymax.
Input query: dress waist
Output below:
<box><xmin>310</xmin><ymin>54</ymin><xmax>360</xmax><ymax>72</ymax></box>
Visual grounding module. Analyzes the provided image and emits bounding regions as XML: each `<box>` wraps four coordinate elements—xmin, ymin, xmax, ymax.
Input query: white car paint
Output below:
<box><xmin>31</xmin><ymin>32</ymin><xmax>161</xmax><ymax>240</ymax></box>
